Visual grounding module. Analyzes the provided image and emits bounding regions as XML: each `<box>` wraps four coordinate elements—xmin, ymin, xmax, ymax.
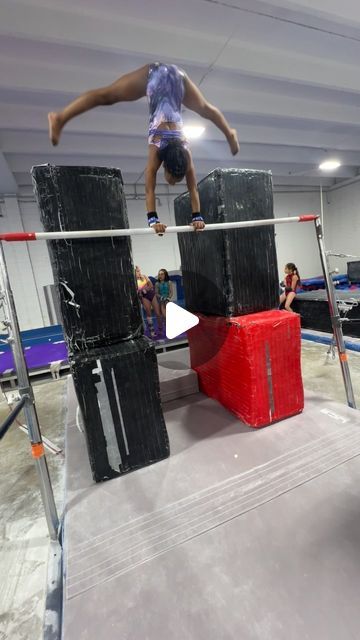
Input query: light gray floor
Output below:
<box><xmin>1</xmin><ymin>341</ymin><xmax>360</xmax><ymax>640</ymax></box>
<box><xmin>301</xmin><ymin>340</ymin><xmax>360</xmax><ymax>405</ymax></box>
<box><xmin>0</xmin><ymin>349</ymin><xmax>198</xmax><ymax>640</ymax></box>
<box><xmin>63</xmin><ymin>354</ymin><xmax>360</xmax><ymax>639</ymax></box>
<box><xmin>0</xmin><ymin>379</ymin><xmax>67</xmax><ymax>640</ymax></box>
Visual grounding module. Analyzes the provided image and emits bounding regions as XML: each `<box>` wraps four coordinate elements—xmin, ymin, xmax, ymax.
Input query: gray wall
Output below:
<box><xmin>274</xmin><ymin>191</ymin><xmax>322</xmax><ymax>281</ymax></box>
<box><xmin>324</xmin><ymin>180</ymin><xmax>360</xmax><ymax>274</ymax></box>
<box><xmin>1</xmin><ymin>197</ymin><xmax>49</xmax><ymax>329</ymax></box>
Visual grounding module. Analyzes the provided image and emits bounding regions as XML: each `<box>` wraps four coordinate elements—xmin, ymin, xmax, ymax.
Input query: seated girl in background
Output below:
<box><xmin>135</xmin><ymin>266</ymin><xmax>162</xmax><ymax>338</ymax></box>
<box><xmin>155</xmin><ymin>269</ymin><xmax>173</xmax><ymax>320</ymax></box>
<box><xmin>48</xmin><ymin>62</ymin><xmax>239</xmax><ymax>234</ymax></box>
<box><xmin>280</xmin><ymin>263</ymin><xmax>301</xmax><ymax>312</ymax></box>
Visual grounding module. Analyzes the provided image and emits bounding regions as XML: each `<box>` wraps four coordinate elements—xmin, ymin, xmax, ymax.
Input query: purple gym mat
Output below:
<box><xmin>0</xmin><ymin>342</ymin><xmax>68</xmax><ymax>375</ymax></box>
<box><xmin>143</xmin><ymin>327</ymin><xmax>187</xmax><ymax>342</ymax></box>
<box><xmin>0</xmin><ymin>332</ymin><xmax>187</xmax><ymax>376</ymax></box>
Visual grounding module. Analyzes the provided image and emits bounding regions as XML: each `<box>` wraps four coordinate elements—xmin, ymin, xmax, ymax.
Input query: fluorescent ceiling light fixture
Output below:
<box><xmin>183</xmin><ymin>125</ymin><xmax>205</xmax><ymax>139</ymax></box>
<box><xmin>319</xmin><ymin>160</ymin><xmax>341</xmax><ymax>171</ymax></box>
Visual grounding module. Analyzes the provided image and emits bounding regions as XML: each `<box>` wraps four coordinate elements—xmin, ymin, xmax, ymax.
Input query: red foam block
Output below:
<box><xmin>188</xmin><ymin>310</ymin><xmax>304</xmax><ymax>428</ymax></box>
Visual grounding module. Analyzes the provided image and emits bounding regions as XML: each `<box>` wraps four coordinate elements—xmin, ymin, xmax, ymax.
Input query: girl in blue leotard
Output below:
<box><xmin>155</xmin><ymin>268</ymin><xmax>173</xmax><ymax>320</ymax></box>
<box><xmin>48</xmin><ymin>62</ymin><xmax>239</xmax><ymax>234</ymax></box>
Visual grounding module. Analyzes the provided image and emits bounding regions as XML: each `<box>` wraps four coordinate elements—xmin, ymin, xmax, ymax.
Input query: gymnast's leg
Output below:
<box><xmin>284</xmin><ymin>291</ymin><xmax>296</xmax><ymax>312</ymax></box>
<box><xmin>182</xmin><ymin>74</ymin><xmax>239</xmax><ymax>155</ymax></box>
<box><xmin>48</xmin><ymin>64</ymin><xmax>150</xmax><ymax>145</ymax></box>
<box><xmin>151</xmin><ymin>296</ymin><xmax>163</xmax><ymax>333</ymax></box>
<box><xmin>141</xmin><ymin>297</ymin><xmax>155</xmax><ymax>337</ymax></box>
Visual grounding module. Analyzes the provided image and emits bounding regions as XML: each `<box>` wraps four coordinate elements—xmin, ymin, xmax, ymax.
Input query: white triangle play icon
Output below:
<box><xmin>165</xmin><ymin>302</ymin><xmax>199</xmax><ymax>339</ymax></box>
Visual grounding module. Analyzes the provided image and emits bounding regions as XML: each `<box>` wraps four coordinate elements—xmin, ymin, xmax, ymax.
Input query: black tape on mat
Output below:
<box><xmin>31</xmin><ymin>165</ymin><xmax>143</xmax><ymax>352</ymax></box>
<box><xmin>70</xmin><ymin>336</ymin><xmax>170</xmax><ymax>482</ymax></box>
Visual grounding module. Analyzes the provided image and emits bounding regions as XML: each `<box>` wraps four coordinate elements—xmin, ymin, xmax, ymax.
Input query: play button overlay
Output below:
<box><xmin>166</xmin><ymin>302</ymin><xmax>199</xmax><ymax>339</ymax></box>
<box><xmin>161</xmin><ymin>270</ymin><xmax>229</xmax><ymax>367</ymax></box>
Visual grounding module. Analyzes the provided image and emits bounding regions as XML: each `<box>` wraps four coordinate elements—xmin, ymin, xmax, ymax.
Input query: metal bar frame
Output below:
<box><xmin>0</xmin><ymin>243</ymin><xmax>59</xmax><ymax>540</ymax></box>
<box><xmin>0</xmin><ymin>212</ymin><xmax>355</xmax><ymax>541</ymax></box>
<box><xmin>313</xmin><ymin>218</ymin><xmax>356</xmax><ymax>408</ymax></box>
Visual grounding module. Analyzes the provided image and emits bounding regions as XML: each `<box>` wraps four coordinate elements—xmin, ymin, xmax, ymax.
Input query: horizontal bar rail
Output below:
<box><xmin>0</xmin><ymin>214</ymin><xmax>318</xmax><ymax>242</ymax></box>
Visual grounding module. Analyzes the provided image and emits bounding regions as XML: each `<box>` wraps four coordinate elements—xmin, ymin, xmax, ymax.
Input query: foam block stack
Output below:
<box><xmin>31</xmin><ymin>165</ymin><xmax>143</xmax><ymax>352</ymax></box>
<box><xmin>174</xmin><ymin>168</ymin><xmax>279</xmax><ymax>316</ymax></box>
<box><xmin>188</xmin><ymin>311</ymin><xmax>303</xmax><ymax>427</ymax></box>
<box><xmin>175</xmin><ymin>168</ymin><xmax>303</xmax><ymax>427</ymax></box>
<box><xmin>71</xmin><ymin>338</ymin><xmax>169</xmax><ymax>482</ymax></box>
<box><xmin>32</xmin><ymin>165</ymin><xmax>169</xmax><ymax>481</ymax></box>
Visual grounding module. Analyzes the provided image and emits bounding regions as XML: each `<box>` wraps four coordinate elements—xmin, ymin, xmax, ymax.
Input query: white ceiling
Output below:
<box><xmin>1</xmin><ymin>0</ymin><xmax>360</xmax><ymax>195</ymax></box>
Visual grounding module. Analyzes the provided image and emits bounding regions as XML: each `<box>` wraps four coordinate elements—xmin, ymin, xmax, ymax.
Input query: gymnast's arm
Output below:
<box><xmin>145</xmin><ymin>146</ymin><xmax>167</xmax><ymax>234</ymax></box>
<box><xmin>185</xmin><ymin>158</ymin><xmax>205</xmax><ymax>231</ymax></box>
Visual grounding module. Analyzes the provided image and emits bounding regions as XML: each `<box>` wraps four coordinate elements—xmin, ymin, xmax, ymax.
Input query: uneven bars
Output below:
<box><xmin>0</xmin><ymin>214</ymin><xmax>318</xmax><ymax>242</ymax></box>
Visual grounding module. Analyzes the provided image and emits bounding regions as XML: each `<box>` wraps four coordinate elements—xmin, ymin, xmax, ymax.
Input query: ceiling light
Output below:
<box><xmin>319</xmin><ymin>160</ymin><xmax>341</xmax><ymax>171</ymax></box>
<box><xmin>183</xmin><ymin>125</ymin><xmax>205</xmax><ymax>139</ymax></box>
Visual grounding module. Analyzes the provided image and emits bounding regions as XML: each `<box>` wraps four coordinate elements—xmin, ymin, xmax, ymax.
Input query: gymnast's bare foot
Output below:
<box><xmin>48</xmin><ymin>112</ymin><xmax>63</xmax><ymax>146</ymax></box>
<box><xmin>228</xmin><ymin>128</ymin><xmax>240</xmax><ymax>156</ymax></box>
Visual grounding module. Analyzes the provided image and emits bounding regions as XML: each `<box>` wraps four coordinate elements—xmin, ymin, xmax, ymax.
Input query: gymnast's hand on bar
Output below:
<box><xmin>192</xmin><ymin>220</ymin><xmax>205</xmax><ymax>232</ymax></box>
<box><xmin>152</xmin><ymin>222</ymin><xmax>167</xmax><ymax>235</ymax></box>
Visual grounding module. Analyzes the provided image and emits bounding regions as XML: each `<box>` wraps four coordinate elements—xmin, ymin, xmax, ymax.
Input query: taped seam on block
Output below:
<box><xmin>31</xmin><ymin>442</ymin><xmax>45</xmax><ymax>458</ymax></box>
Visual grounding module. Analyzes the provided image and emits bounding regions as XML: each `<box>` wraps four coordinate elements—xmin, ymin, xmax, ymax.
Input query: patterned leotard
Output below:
<box><xmin>157</xmin><ymin>281</ymin><xmax>171</xmax><ymax>302</ymax></box>
<box><xmin>147</xmin><ymin>63</ymin><xmax>188</xmax><ymax>150</ymax></box>
<box><xmin>137</xmin><ymin>276</ymin><xmax>155</xmax><ymax>302</ymax></box>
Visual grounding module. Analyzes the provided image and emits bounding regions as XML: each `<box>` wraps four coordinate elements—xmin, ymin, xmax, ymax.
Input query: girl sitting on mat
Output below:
<box><xmin>48</xmin><ymin>62</ymin><xmax>239</xmax><ymax>235</ymax></box>
<box><xmin>155</xmin><ymin>269</ymin><xmax>173</xmax><ymax>319</ymax></box>
<box><xmin>280</xmin><ymin>263</ymin><xmax>301</xmax><ymax>312</ymax></box>
<box><xmin>135</xmin><ymin>266</ymin><xmax>162</xmax><ymax>338</ymax></box>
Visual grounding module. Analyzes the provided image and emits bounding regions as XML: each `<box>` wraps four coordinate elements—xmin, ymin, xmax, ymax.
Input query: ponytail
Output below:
<box><xmin>286</xmin><ymin>262</ymin><xmax>300</xmax><ymax>283</ymax></box>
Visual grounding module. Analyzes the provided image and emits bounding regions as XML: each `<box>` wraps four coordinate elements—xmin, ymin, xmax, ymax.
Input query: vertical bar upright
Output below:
<box><xmin>0</xmin><ymin>242</ymin><xmax>59</xmax><ymax>540</ymax></box>
<box><xmin>314</xmin><ymin>218</ymin><xmax>356</xmax><ymax>409</ymax></box>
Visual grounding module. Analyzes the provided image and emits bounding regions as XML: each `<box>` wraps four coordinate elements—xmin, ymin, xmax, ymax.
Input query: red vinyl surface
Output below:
<box><xmin>188</xmin><ymin>310</ymin><xmax>304</xmax><ymax>428</ymax></box>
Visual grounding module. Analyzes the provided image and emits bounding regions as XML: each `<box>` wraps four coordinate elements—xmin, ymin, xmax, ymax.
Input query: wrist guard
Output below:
<box><xmin>192</xmin><ymin>212</ymin><xmax>204</xmax><ymax>222</ymax></box>
<box><xmin>147</xmin><ymin>211</ymin><xmax>160</xmax><ymax>227</ymax></box>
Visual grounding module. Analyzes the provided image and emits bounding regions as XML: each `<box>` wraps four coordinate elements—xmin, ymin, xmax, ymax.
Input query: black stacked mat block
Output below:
<box><xmin>294</xmin><ymin>291</ymin><xmax>360</xmax><ymax>338</ymax></box>
<box><xmin>71</xmin><ymin>337</ymin><xmax>170</xmax><ymax>482</ymax></box>
<box><xmin>348</xmin><ymin>261</ymin><xmax>360</xmax><ymax>284</ymax></box>
<box><xmin>174</xmin><ymin>168</ymin><xmax>279</xmax><ymax>316</ymax></box>
<box><xmin>31</xmin><ymin>165</ymin><xmax>142</xmax><ymax>352</ymax></box>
